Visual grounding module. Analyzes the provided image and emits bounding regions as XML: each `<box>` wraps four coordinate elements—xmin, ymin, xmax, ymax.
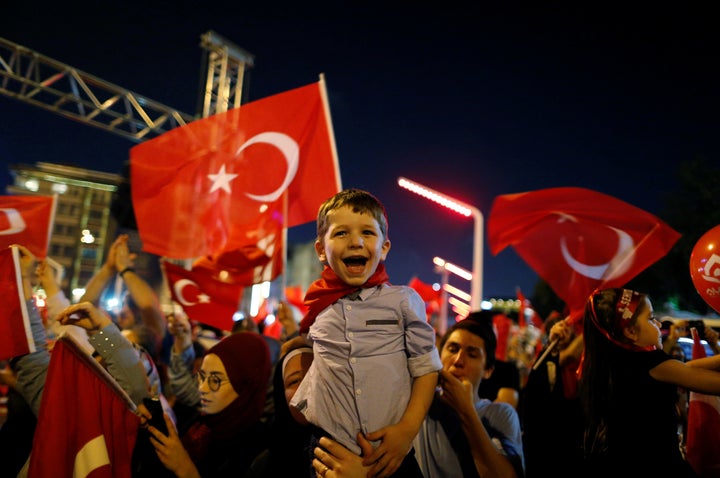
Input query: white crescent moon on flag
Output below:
<box><xmin>0</xmin><ymin>208</ymin><xmax>26</xmax><ymax>235</ymax></box>
<box><xmin>235</xmin><ymin>132</ymin><xmax>299</xmax><ymax>202</ymax></box>
<box><xmin>173</xmin><ymin>278</ymin><xmax>199</xmax><ymax>306</ymax></box>
<box><xmin>561</xmin><ymin>226</ymin><xmax>635</xmax><ymax>280</ymax></box>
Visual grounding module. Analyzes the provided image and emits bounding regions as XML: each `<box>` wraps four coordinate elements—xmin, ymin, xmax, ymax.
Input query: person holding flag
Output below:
<box><xmin>6</xmin><ymin>244</ymin><xmax>161</xmax><ymax>476</ymax></box>
<box><xmin>579</xmin><ymin>288</ymin><xmax>720</xmax><ymax>478</ymax></box>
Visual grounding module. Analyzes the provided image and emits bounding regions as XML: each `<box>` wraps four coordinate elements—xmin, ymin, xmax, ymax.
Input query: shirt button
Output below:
<box><xmin>348</xmin><ymin>332</ymin><xmax>354</xmax><ymax>338</ymax></box>
<box><xmin>350</xmin><ymin>357</ymin><xmax>356</xmax><ymax>363</ymax></box>
<box><xmin>346</xmin><ymin>305</ymin><xmax>352</xmax><ymax>311</ymax></box>
<box><xmin>356</xmin><ymin>389</ymin><xmax>362</xmax><ymax>395</ymax></box>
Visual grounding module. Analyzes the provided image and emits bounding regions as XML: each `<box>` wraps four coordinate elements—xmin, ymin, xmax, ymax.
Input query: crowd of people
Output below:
<box><xmin>2</xmin><ymin>188</ymin><xmax>720</xmax><ymax>478</ymax></box>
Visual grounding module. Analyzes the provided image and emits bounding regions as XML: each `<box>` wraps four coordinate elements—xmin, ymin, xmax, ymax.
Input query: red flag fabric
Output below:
<box><xmin>284</xmin><ymin>285</ymin><xmax>309</xmax><ymax>316</ymax></box>
<box><xmin>0</xmin><ymin>195</ymin><xmax>56</xmax><ymax>258</ymax></box>
<box><xmin>408</xmin><ymin>276</ymin><xmax>441</xmax><ymax>303</ymax></box>
<box><xmin>163</xmin><ymin>260</ymin><xmax>243</xmax><ymax>331</ymax></box>
<box><xmin>28</xmin><ymin>336</ymin><xmax>139</xmax><ymax>478</ymax></box>
<box><xmin>493</xmin><ymin>313</ymin><xmax>513</xmax><ymax>361</ymax></box>
<box><xmin>686</xmin><ymin>327</ymin><xmax>720</xmax><ymax>477</ymax></box>
<box><xmin>0</xmin><ymin>246</ymin><xmax>35</xmax><ymax>360</ymax></box>
<box><xmin>408</xmin><ymin>276</ymin><xmax>442</xmax><ymax>316</ymax></box>
<box><xmin>487</xmin><ymin>187</ymin><xmax>681</xmax><ymax>323</ymax></box>
<box><xmin>252</xmin><ymin>298</ymin><xmax>269</xmax><ymax>325</ymax></box>
<box><xmin>516</xmin><ymin>287</ymin><xmax>544</xmax><ymax>329</ymax></box>
<box><xmin>130</xmin><ymin>79</ymin><xmax>342</xmax><ymax>259</ymax></box>
<box><xmin>516</xmin><ymin>287</ymin><xmax>527</xmax><ymax>328</ymax></box>
<box><xmin>191</xmin><ymin>207</ymin><xmax>284</xmax><ymax>287</ymax></box>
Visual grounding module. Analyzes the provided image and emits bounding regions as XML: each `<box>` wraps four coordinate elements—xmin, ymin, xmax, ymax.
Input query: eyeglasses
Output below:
<box><xmin>197</xmin><ymin>370</ymin><xmax>230</xmax><ymax>392</ymax></box>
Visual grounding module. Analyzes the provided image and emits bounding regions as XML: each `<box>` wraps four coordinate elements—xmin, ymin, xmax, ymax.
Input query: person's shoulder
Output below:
<box><xmin>378</xmin><ymin>283</ymin><xmax>423</xmax><ymax>300</ymax></box>
<box><xmin>477</xmin><ymin>398</ymin><xmax>519</xmax><ymax>421</ymax></box>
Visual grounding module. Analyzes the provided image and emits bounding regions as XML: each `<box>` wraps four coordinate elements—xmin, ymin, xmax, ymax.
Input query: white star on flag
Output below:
<box><xmin>207</xmin><ymin>164</ymin><xmax>238</xmax><ymax>193</ymax></box>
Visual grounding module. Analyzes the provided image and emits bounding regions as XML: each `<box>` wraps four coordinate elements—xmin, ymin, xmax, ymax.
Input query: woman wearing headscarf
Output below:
<box><xmin>149</xmin><ymin>331</ymin><xmax>272</xmax><ymax>477</ymax></box>
<box><xmin>246</xmin><ymin>344</ymin><xmax>314</xmax><ymax>477</ymax></box>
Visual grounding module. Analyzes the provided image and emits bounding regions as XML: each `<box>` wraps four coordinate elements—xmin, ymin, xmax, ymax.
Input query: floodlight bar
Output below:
<box><xmin>434</xmin><ymin>257</ymin><xmax>473</xmax><ymax>281</ymax></box>
<box><xmin>398</xmin><ymin>176</ymin><xmax>483</xmax><ymax>311</ymax></box>
<box><xmin>398</xmin><ymin>177</ymin><xmax>472</xmax><ymax>217</ymax></box>
<box><xmin>449</xmin><ymin>296</ymin><xmax>471</xmax><ymax>315</ymax></box>
<box><xmin>444</xmin><ymin>283</ymin><xmax>472</xmax><ymax>302</ymax></box>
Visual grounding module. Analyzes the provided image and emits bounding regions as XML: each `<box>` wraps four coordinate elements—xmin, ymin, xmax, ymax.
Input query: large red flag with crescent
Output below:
<box><xmin>487</xmin><ymin>187</ymin><xmax>681</xmax><ymax>322</ymax></box>
<box><xmin>162</xmin><ymin>260</ymin><xmax>243</xmax><ymax>331</ymax></box>
<box><xmin>130</xmin><ymin>79</ymin><xmax>342</xmax><ymax>259</ymax></box>
<box><xmin>0</xmin><ymin>246</ymin><xmax>35</xmax><ymax>361</ymax></box>
<box><xmin>0</xmin><ymin>195</ymin><xmax>56</xmax><ymax>258</ymax></box>
<box><xmin>28</xmin><ymin>336</ymin><xmax>139</xmax><ymax>478</ymax></box>
<box><xmin>686</xmin><ymin>327</ymin><xmax>720</xmax><ymax>477</ymax></box>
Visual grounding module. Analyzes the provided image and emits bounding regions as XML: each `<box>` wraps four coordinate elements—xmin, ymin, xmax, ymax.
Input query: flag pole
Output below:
<box><xmin>281</xmin><ymin>191</ymin><xmax>289</xmax><ymax>300</ymax></box>
<box><xmin>318</xmin><ymin>73</ymin><xmax>342</xmax><ymax>191</ymax></box>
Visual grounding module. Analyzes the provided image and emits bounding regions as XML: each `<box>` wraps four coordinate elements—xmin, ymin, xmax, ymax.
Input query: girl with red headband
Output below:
<box><xmin>580</xmin><ymin>288</ymin><xmax>720</xmax><ymax>477</ymax></box>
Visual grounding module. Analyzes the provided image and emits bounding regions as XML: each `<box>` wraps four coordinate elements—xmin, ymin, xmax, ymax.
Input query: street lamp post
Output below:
<box><xmin>397</xmin><ymin>177</ymin><xmax>483</xmax><ymax>311</ymax></box>
<box><xmin>433</xmin><ymin>256</ymin><xmax>472</xmax><ymax>334</ymax></box>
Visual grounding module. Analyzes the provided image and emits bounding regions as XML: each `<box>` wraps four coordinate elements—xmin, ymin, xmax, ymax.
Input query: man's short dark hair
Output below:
<box><xmin>440</xmin><ymin>311</ymin><xmax>497</xmax><ymax>369</ymax></box>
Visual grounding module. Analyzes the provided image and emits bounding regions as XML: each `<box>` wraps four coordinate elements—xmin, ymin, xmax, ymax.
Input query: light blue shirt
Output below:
<box><xmin>413</xmin><ymin>396</ymin><xmax>525</xmax><ymax>478</ymax></box>
<box><xmin>290</xmin><ymin>284</ymin><xmax>442</xmax><ymax>454</ymax></box>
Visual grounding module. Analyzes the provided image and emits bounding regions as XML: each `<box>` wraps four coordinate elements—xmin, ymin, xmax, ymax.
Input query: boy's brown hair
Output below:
<box><xmin>316</xmin><ymin>188</ymin><xmax>389</xmax><ymax>240</ymax></box>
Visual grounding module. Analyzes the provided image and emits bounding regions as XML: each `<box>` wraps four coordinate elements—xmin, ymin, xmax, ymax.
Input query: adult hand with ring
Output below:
<box><xmin>313</xmin><ymin>435</ymin><xmax>373</xmax><ymax>478</ymax></box>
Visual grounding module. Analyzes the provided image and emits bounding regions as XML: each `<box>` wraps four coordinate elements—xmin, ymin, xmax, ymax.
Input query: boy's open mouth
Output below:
<box><xmin>343</xmin><ymin>256</ymin><xmax>367</xmax><ymax>266</ymax></box>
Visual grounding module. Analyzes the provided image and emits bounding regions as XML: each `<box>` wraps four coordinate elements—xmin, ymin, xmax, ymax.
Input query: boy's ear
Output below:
<box><xmin>380</xmin><ymin>239</ymin><xmax>391</xmax><ymax>261</ymax></box>
<box><xmin>314</xmin><ymin>240</ymin><xmax>326</xmax><ymax>263</ymax></box>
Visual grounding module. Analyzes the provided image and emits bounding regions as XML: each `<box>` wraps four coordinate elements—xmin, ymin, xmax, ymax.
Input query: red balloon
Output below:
<box><xmin>690</xmin><ymin>225</ymin><xmax>720</xmax><ymax>314</ymax></box>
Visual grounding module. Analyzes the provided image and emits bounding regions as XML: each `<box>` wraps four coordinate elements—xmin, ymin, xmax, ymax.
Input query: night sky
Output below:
<box><xmin>1</xmin><ymin>4</ymin><xmax>718</xmax><ymax>299</ymax></box>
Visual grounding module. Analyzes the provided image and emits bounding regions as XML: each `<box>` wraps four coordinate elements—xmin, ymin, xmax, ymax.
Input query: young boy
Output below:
<box><xmin>290</xmin><ymin>188</ymin><xmax>441</xmax><ymax>477</ymax></box>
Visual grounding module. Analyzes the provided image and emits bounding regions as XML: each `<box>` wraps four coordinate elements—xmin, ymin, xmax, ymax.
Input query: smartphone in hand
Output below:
<box><xmin>143</xmin><ymin>397</ymin><xmax>168</xmax><ymax>435</ymax></box>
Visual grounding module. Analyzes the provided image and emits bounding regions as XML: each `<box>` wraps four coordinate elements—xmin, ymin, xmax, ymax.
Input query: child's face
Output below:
<box><xmin>625</xmin><ymin>297</ymin><xmax>662</xmax><ymax>350</ymax></box>
<box><xmin>315</xmin><ymin>205</ymin><xmax>391</xmax><ymax>286</ymax></box>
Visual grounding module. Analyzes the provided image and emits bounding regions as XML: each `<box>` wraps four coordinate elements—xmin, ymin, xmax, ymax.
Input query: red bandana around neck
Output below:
<box><xmin>299</xmin><ymin>263</ymin><xmax>390</xmax><ymax>334</ymax></box>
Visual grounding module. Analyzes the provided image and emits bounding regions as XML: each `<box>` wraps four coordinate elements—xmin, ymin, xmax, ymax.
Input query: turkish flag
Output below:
<box><xmin>130</xmin><ymin>79</ymin><xmax>342</xmax><ymax>259</ymax></box>
<box><xmin>408</xmin><ymin>276</ymin><xmax>440</xmax><ymax>303</ymax></box>
<box><xmin>0</xmin><ymin>246</ymin><xmax>35</xmax><ymax>361</ymax></box>
<box><xmin>284</xmin><ymin>285</ymin><xmax>309</xmax><ymax>316</ymax></box>
<box><xmin>192</xmin><ymin>206</ymin><xmax>284</xmax><ymax>287</ymax></box>
<box><xmin>487</xmin><ymin>187</ymin><xmax>681</xmax><ymax>322</ymax></box>
<box><xmin>28</xmin><ymin>336</ymin><xmax>139</xmax><ymax>478</ymax></box>
<box><xmin>493</xmin><ymin>313</ymin><xmax>513</xmax><ymax>361</ymax></box>
<box><xmin>162</xmin><ymin>260</ymin><xmax>243</xmax><ymax>331</ymax></box>
<box><xmin>408</xmin><ymin>276</ymin><xmax>442</xmax><ymax>315</ymax></box>
<box><xmin>516</xmin><ymin>287</ymin><xmax>543</xmax><ymax>329</ymax></box>
<box><xmin>0</xmin><ymin>195</ymin><xmax>56</xmax><ymax>258</ymax></box>
<box><xmin>686</xmin><ymin>327</ymin><xmax>720</xmax><ymax>477</ymax></box>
